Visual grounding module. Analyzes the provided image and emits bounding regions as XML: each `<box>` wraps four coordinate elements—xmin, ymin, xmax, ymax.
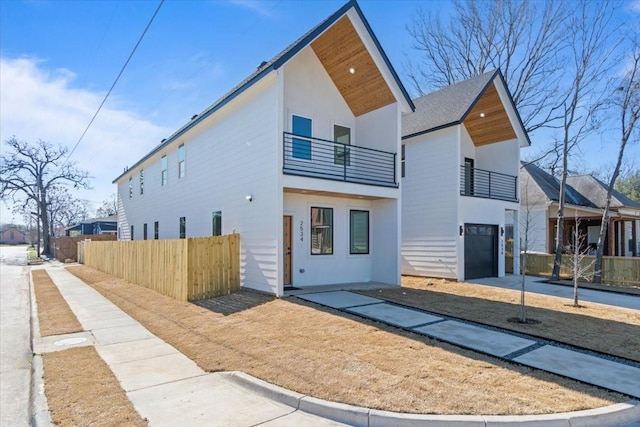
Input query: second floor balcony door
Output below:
<box><xmin>292</xmin><ymin>115</ymin><xmax>312</xmax><ymax>160</ymax></box>
<box><xmin>334</xmin><ymin>125</ymin><xmax>351</xmax><ymax>166</ymax></box>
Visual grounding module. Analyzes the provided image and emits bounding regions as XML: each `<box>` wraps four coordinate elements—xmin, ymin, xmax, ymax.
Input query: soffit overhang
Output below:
<box><xmin>311</xmin><ymin>16</ymin><xmax>396</xmax><ymax>117</ymax></box>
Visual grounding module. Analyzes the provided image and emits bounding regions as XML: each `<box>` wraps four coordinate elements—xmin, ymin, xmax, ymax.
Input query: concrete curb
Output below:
<box><xmin>28</xmin><ymin>269</ymin><xmax>52</xmax><ymax>427</ymax></box>
<box><xmin>225</xmin><ymin>370</ymin><xmax>640</xmax><ymax>427</ymax></box>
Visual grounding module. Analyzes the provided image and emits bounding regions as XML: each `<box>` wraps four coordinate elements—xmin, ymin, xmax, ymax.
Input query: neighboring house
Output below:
<box><xmin>519</xmin><ymin>163</ymin><xmax>607</xmax><ymax>255</ymax></box>
<box><xmin>566</xmin><ymin>175</ymin><xmax>640</xmax><ymax>257</ymax></box>
<box><xmin>0</xmin><ymin>227</ymin><xmax>27</xmax><ymax>245</ymax></box>
<box><xmin>401</xmin><ymin>70</ymin><xmax>529</xmax><ymax>281</ymax></box>
<box><xmin>113</xmin><ymin>0</ymin><xmax>414</xmax><ymax>296</ymax></box>
<box><xmin>65</xmin><ymin>215</ymin><xmax>118</xmax><ymax>237</ymax></box>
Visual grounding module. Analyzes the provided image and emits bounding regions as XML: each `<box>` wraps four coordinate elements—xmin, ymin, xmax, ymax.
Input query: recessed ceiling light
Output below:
<box><xmin>349</xmin><ymin>67</ymin><xmax>356</xmax><ymax>74</ymax></box>
<box><xmin>480</xmin><ymin>113</ymin><xmax>486</xmax><ymax>118</ymax></box>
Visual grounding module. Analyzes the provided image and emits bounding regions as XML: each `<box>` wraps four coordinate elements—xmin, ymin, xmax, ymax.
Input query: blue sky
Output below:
<box><xmin>0</xmin><ymin>0</ymin><xmax>638</xmax><ymax>224</ymax></box>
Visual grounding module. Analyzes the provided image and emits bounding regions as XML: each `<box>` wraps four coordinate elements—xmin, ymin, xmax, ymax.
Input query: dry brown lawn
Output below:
<box><xmin>32</xmin><ymin>269</ymin><xmax>147</xmax><ymax>427</ymax></box>
<box><xmin>42</xmin><ymin>347</ymin><xmax>147</xmax><ymax>427</ymax></box>
<box><xmin>32</xmin><ymin>269</ymin><xmax>82</xmax><ymax>337</ymax></box>
<box><xmin>358</xmin><ymin>276</ymin><xmax>640</xmax><ymax>362</ymax></box>
<box><xmin>65</xmin><ymin>265</ymin><xmax>633</xmax><ymax>416</ymax></box>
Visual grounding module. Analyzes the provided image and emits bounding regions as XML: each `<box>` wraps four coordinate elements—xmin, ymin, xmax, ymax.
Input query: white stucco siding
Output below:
<box><xmin>283</xmin><ymin>47</ymin><xmax>354</xmax><ymax>141</ymax></box>
<box><xmin>115</xmin><ymin>74</ymin><xmax>281</xmax><ymax>294</ymax></box>
<box><xmin>401</xmin><ymin>128</ymin><xmax>459</xmax><ymax>278</ymax></box>
<box><xmin>283</xmin><ymin>192</ymin><xmax>399</xmax><ymax>287</ymax></box>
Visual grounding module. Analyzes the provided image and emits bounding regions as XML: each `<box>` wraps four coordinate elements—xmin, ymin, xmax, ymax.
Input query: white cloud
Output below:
<box><xmin>0</xmin><ymin>56</ymin><xmax>170</xmax><ymax>223</ymax></box>
<box><xmin>227</xmin><ymin>0</ymin><xmax>276</xmax><ymax>17</ymax></box>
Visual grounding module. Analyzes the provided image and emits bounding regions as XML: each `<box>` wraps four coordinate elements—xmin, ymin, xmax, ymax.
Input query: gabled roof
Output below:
<box><xmin>566</xmin><ymin>175</ymin><xmax>640</xmax><ymax>210</ymax></box>
<box><xmin>114</xmin><ymin>0</ymin><xmax>413</xmax><ymax>184</ymax></box>
<box><xmin>402</xmin><ymin>69</ymin><xmax>530</xmax><ymax>147</ymax></box>
<box><xmin>521</xmin><ymin>162</ymin><xmax>597</xmax><ymax>208</ymax></box>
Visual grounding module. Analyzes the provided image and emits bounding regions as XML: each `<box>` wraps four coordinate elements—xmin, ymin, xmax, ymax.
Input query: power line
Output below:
<box><xmin>59</xmin><ymin>0</ymin><xmax>165</xmax><ymax>171</ymax></box>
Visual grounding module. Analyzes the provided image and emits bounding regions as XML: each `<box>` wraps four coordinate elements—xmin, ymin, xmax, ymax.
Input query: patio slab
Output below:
<box><xmin>413</xmin><ymin>320</ymin><xmax>538</xmax><ymax>357</ymax></box>
<box><xmin>514</xmin><ymin>345</ymin><xmax>640</xmax><ymax>398</ymax></box>
<box><xmin>347</xmin><ymin>303</ymin><xmax>443</xmax><ymax>328</ymax></box>
<box><xmin>297</xmin><ymin>291</ymin><xmax>383</xmax><ymax>309</ymax></box>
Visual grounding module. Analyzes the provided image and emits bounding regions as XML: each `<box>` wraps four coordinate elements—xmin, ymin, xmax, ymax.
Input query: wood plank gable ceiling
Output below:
<box><xmin>311</xmin><ymin>16</ymin><xmax>396</xmax><ymax>117</ymax></box>
<box><xmin>463</xmin><ymin>82</ymin><xmax>517</xmax><ymax>147</ymax></box>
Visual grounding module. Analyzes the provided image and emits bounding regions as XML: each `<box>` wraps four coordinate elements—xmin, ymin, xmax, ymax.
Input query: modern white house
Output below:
<box><xmin>401</xmin><ymin>70</ymin><xmax>529</xmax><ymax>281</ymax></box>
<box><xmin>113</xmin><ymin>0</ymin><xmax>414</xmax><ymax>296</ymax></box>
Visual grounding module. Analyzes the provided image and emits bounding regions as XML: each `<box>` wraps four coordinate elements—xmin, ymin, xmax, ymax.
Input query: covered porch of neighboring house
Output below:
<box><xmin>548</xmin><ymin>216</ymin><xmax>608</xmax><ymax>256</ymax></box>
<box><xmin>609</xmin><ymin>214</ymin><xmax>639</xmax><ymax>257</ymax></box>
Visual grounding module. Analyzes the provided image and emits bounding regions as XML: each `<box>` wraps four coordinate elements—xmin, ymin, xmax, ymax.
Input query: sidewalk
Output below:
<box><xmin>33</xmin><ymin>264</ymin><xmax>640</xmax><ymax>426</ymax></box>
<box><xmin>34</xmin><ymin>264</ymin><xmax>347</xmax><ymax>427</ymax></box>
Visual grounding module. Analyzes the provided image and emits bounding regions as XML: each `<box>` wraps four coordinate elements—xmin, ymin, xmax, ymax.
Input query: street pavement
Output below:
<box><xmin>0</xmin><ymin>245</ymin><xmax>32</xmax><ymax>427</ymax></box>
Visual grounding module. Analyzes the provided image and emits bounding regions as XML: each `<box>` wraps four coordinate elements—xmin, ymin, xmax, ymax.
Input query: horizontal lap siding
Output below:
<box><xmin>402</xmin><ymin>128</ymin><xmax>458</xmax><ymax>278</ymax></box>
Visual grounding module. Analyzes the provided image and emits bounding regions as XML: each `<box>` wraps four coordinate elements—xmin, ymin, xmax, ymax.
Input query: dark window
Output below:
<box><xmin>128</xmin><ymin>177</ymin><xmax>133</xmax><ymax>198</ymax></box>
<box><xmin>143</xmin><ymin>223</ymin><xmax>148</xmax><ymax>240</ymax></box>
<box><xmin>154</xmin><ymin>221</ymin><xmax>159</xmax><ymax>240</ymax></box>
<box><xmin>464</xmin><ymin>157</ymin><xmax>474</xmax><ymax>196</ymax></box>
<box><xmin>311</xmin><ymin>207</ymin><xmax>333</xmax><ymax>255</ymax></box>
<box><xmin>139</xmin><ymin>169</ymin><xmax>144</xmax><ymax>195</ymax></box>
<box><xmin>292</xmin><ymin>115</ymin><xmax>312</xmax><ymax>160</ymax></box>
<box><xmin>334</xmin><ymin>125</ymin><xmax>351</xmax><ymax>166</ymax></box>
<box><xmin>212</xmin><ymin>211</ymin><xmax>222</xmax><ymax>236</ymax></box>
<box><xmin>178</xmin><ymin>144</ymin><xmax>185</xmax><ymax>178</ymax></box>
<box><xmin>350</xmin><ymin>210</ymin><xmax>369</xmax><ymax>254</ymax></box>
<box><xmin>401</xmin><ymin>144</ymin><xmax>406</xmax><ymax>178</ymax></box>
<box><xmin>179</xmin><ymin>217</ymin><xmax>186</xmax><ymax>239</ymax></box>
<box><xmin>130</xmin><ymin>225</ymin><xmax>134</xmax><ymax>241</ymax></box>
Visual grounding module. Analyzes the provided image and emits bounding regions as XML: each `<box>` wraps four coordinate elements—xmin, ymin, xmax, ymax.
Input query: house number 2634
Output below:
<box><xmin>299</xmin><ymin>221</ymin><xmax>304</xmax><ymax>242</ymax></box>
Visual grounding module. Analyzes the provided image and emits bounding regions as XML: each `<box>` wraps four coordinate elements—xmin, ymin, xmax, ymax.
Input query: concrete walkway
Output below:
<box><xmin>469</xmin><ymin>275</ymin><xmax>640</xmax><ymax>311</ymax></box>
<box><xmin>297</xmin><ymin>290</ymin><xmax>640</xmax><ymax>399</ymax></box>
<box><xmin>30</xmin><ymin>264</ymin><xmax>640</xmax><ymax>426</ymax></box>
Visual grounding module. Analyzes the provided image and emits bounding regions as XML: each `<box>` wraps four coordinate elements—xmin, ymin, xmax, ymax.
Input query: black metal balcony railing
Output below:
<box><xmin>459</xmin><ymin>165</ymin><xmax>518</xmax><ymax>202</ymax></box>
<box><xmin>283</xmin><ymin>132</ymin><xmax>397</xmax><ymax>187</ymax></box>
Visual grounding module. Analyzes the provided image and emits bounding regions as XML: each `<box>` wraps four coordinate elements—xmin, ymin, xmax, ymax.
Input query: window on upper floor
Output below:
<box><xmin>143</xmin><ymin>223</ymin><xmax>148</xmax><ymax>240</ymax></box>
<box><xmin>178</xmin><ymin>144</ymin><xmax>185</xmax><ymax>178</ymax></box>
<box><xmin>154</xmin><ymin>221</ymin><xmax>159</xmax><ymax>240</ymax></box>
<box><xmin>130</xmin><ymin>225</ymin><xmax>134</xmax><ymax>241</ymax></box>
<box><xmin>139</xmin><ymin>169</ymin><xmax>144</xmax><ymax>195</ymax></box>
<box><xmin>292</xmin><ymin>115</ymin><xmax>312</xmax><ymax>160</ymax></box>
<box><xmin>161</xmin><ymin>155</ymin><xmax>168</xmax><ymax>186</ymax></box>
<box><xmin>128</xmin><ymin>177</ymin><xmax>133</xmax><ymax>198</ymax></box>
<box><xmin>401</xmin><ymin>144</ymin><xmax>406</xmax><ymax>178</ymax></box>
<box><xmin>334</xmin><ymin>125</ymin><xmax>351</xmax><ymax>166</ymax></box>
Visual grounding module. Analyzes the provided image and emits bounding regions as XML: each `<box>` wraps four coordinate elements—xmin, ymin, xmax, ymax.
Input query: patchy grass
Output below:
<box><xmin>358</xmin><ymin>276</ymin><xmax>640</xmax><ymax>362</ymax></box>
<box><xmin>42</xmin><ymin>347</ymin><xmax>147</xmax><ymax>427</ymax></box>
<box><xmin>33</xmin><ymin>268</ymin><xmax>147</xmax><ymax>427</ymax></box>
<box><xmin>27</xmin><ymin>246</ymin><xmax>42</xmax><ymax>265</ymax></box>
<box><xmin>65</xmin><ymin>265</ymin><xmax>630</xmax><ymax>416</ymax></box>
<box><xmin>32</xmin><ymin>269</ymin><xmax>82</xmax><ymax>337</ymax></box>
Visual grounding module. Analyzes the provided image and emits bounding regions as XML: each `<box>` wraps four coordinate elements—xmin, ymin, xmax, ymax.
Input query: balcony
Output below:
<box><xmin>283</xmin><ymin>132</ymin><xmax>397</xmax><ymax>188</ymax></box>
<box><xmin>460</xmin><ymin>165</ymin><xmax>518</xmax><ymax>202</ymax></box>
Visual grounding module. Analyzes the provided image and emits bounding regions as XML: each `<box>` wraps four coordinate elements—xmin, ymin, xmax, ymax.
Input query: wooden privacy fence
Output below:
<box><xmin>506</xmin><ymin>253</ymin><xmax>640</xmax><ymax>286</ymax></box>
<box><xmin>79</xmin><ymin>234</ymin><xmax>240</xmax><ymax>301</ymax></box>
<box><xmin>54</xmin><ymin>234</ymin><xmax>116</xmax><ymax>262</ymax></box>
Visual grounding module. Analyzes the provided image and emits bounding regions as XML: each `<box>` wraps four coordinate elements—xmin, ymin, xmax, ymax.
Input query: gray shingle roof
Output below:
<box><xmin>521</xmin><ymin>162</ymin><xmax>597</xmax><ymax>208</ymax></box>
<box><xmin>402</xmin><ymin>70</ymin><xmax>496</xmax><ymax>139</ymax></box>
<box><xmin>566</xmin><ymin>175</ymin><xmax>640</xmax><ymax>209</ymax></box>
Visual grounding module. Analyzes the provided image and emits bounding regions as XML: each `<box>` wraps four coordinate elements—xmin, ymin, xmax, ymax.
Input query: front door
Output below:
<box><xmin>283</xmin><ymin>216</ymin><xmax>292</xmax><ymax>286</ymax></box>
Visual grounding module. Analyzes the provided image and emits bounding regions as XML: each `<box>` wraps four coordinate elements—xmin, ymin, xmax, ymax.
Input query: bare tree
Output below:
<box><xmin>96</xmin><ymin>194</ymin><xmax>118</xmax><ymax>217</ymax></box>
<box><xmin>550</xmin><ymin>1</ymin><xmax>618</xmax><ymax>280</ymax></box>
<box><xmin>0</xmin><ymin>138</ymin><xmax>90</xmax><ymax>255</ymax></box>
<box><xmin>407</xmin><ymin>0</ymin><xmax>567</xmax><ymax>133</ymax></box>
<box><xmin>568</xmin><ymin>217</ymin><xmax>595</xmax><ymax>306</ymax></box>
<box><xmin>593</xmin><ymin>38</ymin><xmax>640</xmax><ymax>283</ymax></box>
<box><xmin>47</xmin><ymin>186</ymin><xmax>91</xmax><ymax>232</ymax></box>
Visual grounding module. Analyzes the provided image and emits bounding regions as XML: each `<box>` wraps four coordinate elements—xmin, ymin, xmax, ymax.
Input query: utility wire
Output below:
<box><xmin>59</xmin><ymin>0</ymin><xmax>165</xmax><ymax>170</ymax></box>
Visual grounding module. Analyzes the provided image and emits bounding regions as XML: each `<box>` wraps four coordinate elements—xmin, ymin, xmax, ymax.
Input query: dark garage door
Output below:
<box><xmin>464</xmin><ymin>224</ymin><xmax>498</xmax><ymax>280</ymax></box>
